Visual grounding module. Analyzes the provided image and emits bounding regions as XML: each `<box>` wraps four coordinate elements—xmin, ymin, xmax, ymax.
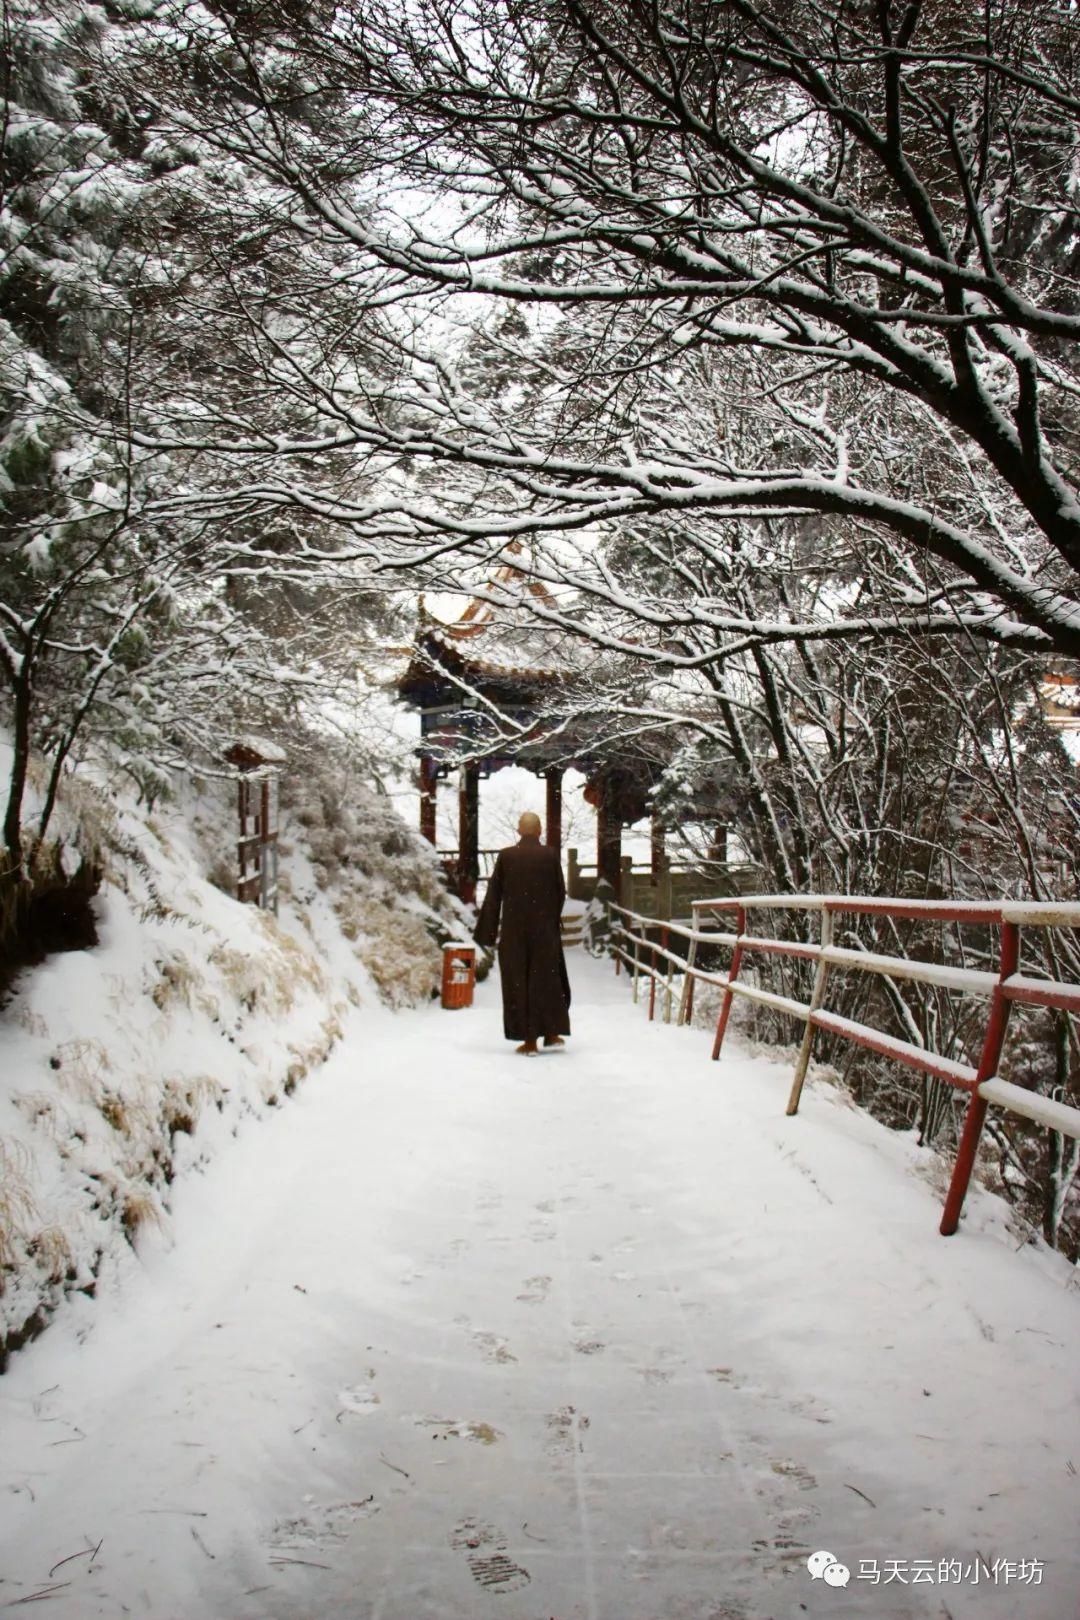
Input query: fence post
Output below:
<box><xmin>661</xmin><ymin>924</ymin><xmax>674</xmax><ymax>1022</ymax></box>
<box><xmin>678</xmin><ymin>918</ymin><xmax>699</xmax><ymax>1026</ymax></box>
<box><xmin>648</xmin><ymin>925</ymin><xmax>658</xmax><ymax>1021</ymax></box>
<box><xmin>632</xmin><ymin>928</ymin><xmax>641</xmax><ymax>1004</ymax></box>
<box><xmin>712</xmin><ymin>904</ymin><xmax>746</xmax><ymax>1060</ymax></box>
<box><xmin>939</xmin><ymin>919</ymin><xmax>1020</xmax><ymax>1236</ymax></box>
<box><xmin>786</xmin><ymin>906</ymin><xmax>833</xmax><ymax>1115</ymax></box>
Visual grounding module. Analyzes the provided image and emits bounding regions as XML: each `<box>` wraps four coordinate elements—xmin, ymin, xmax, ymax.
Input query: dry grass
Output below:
<box><xmin>11</xmin><ymin>1005</ymin><xmax>48</xmax><ymax>1038</ymax></box>
<box><xmin>0</xmin><ymin>1139</ymin><xmax>38</xmax><ymax>1274</ymax></box>
<box><xmin>210</xmin><ymin>919</ymin><xmax>328</xmax><ymax>1020</ymax></box>
<box><xmin>257</xmin><ymin>1073</ymin><xmax>282</xmax><ymax>1107</ymax></box>
<box><xmin>120</xmin><ymin>1187</ymin><xmax>164</xmax><ymax>1244</ymax></box>
<box><xmin>144</xmin><ymin>816</ymin><xmax>173</xmax><ymax>853</ymax></box>
<box><xmin>161</xmin><ymin>1074</ymin><xmax>223</xmax><ymax>1135</ymax></box>
<box><xmin>49</xmin><ymin>1038</ymin><xmax>160</xmax><ymax>1148</ymax></box>
<box><xmin>284</xmin><ymin>1013</ymin><xmax>345</xmax><ymax>1092</ymax></box>
<box><xmin>257</xmin><ymin>913</ymin><xmax>329</xmax><ymax>1003</ymax></box>
<box><xmin>209</xmin><ymin>944</ymin><xmax>265</xmax><ymax>1012</ymax></box>
<box><xmin>50</xmin><ymin>1037</ymin><xmax>111</xmax><ymax>1092</ymax></box>
<box><xmin>11</xmin><ymin>1090</ymin><xmax>55</xmax><ymax>1128</ymax></box>
<box><xmin>337</xmin><ymin>895</ymin><xmax>441</xmax><ymax>1006</ymax></box>
<box><xmin>97</xmin><ymin>1091</ymin><xmax>130</xmax><ymax>1133</ymax></box>
<box><xmin>150</xmin><ymin>949</ymin><xmax>205</xmax><ymax>1012</ymax></box>
<box><xmin>279</xmin><ymin>745</ymin><xmax>468</xmax><ymax>1012</ymax></box>
<box><xmin>10</xmin><ymin>1091</ymin><xmax>79</xmax><ymax>1149</ymax></box>
<box><xmin>28</xmin><ymin>1225</ymin><xmax>73</xmax><ymax>1283</ymax></box>
<box><xmin>47</xmin><ymin>771</ymin><xmax>115</xmax><ymax>870</ymax></box>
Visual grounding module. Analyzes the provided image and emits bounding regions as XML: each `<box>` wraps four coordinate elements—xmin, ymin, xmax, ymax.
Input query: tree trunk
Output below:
<box><xmin>3</xmin><ymin>672</ymin><xmax>32</xmax><ymax>878</ymax></box>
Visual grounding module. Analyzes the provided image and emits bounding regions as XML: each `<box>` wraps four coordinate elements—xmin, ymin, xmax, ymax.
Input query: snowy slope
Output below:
<box><xmin>0</xmin><ymin>740</ymin><xmax>467</xmax><ymax>1365</ymax></box>
<box><xmin>0</xmin><ymin>954</ymin><xmax>1076</xmax><ymax>1620</ymax></box>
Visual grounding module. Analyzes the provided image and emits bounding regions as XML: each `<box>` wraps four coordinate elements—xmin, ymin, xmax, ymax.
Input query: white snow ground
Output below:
<box><xmin>1</xmin><ymin>954</ymin><xmax>1078</xmax><ymax>1620</ymax></box>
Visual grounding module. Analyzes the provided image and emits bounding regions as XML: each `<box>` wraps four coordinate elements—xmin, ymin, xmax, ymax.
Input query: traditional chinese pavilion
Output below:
<box><xmin>394</xmin><ymin>564</ymin><xmax>664</xmax><ymax>903</ymax></box>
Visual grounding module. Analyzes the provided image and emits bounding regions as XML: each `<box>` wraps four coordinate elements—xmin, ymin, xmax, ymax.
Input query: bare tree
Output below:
<box><xmin>123</xmin><ymin>0</ymin><xmax>1077</xmax><ymax>663</ymax></box>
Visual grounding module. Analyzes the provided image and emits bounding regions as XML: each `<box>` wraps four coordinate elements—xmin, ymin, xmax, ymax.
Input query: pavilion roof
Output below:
<box><xmin>396</xmin><ymin>560</ymin><xmax>589</xmax><ymax>700</ymax></box>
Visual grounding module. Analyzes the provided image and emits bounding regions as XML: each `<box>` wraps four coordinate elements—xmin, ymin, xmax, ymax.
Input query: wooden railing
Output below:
<box><xmin>436</xmin><ymin>848</ymin><xmax>502</xmax><ymax>889</ymax></box>
<box><xmin>609</xmin><ymin>895</ymin><xmax>1080</xmax><ymax>1237</ymax></box>
<box><xmin>566</xmin><ymin>848</ymin><xmax>762</xmax><ymax>913</ymax></box>
<box><xmin>436</xmin><ymin>845</ymin><xmax>760</xmax><ymax>913</ymax></box>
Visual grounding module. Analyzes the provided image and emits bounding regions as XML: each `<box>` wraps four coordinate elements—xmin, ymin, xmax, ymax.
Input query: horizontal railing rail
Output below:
<box><xmin>608</xmin><ymin>894</ymin><xmax>1080</xmax><ymax>1237</ymax></box>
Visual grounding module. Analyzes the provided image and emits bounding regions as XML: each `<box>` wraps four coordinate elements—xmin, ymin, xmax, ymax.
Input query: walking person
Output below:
<box><xmin>473</xmin><ymin>811</ymin><xmax>571</xmax><ymax>1055</ymax></box>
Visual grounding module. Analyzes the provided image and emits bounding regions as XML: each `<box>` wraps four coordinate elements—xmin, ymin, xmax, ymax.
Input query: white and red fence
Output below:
<box><xmin>609</xmin><ymin>895</ymin><xmax>1080</xmax><ymax>1237</ymax></box>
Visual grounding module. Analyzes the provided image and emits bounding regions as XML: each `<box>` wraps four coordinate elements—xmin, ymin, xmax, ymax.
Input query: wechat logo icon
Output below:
<box><xmin>807</xmin><ymin>1549</ymin><xmax>851</xmax><ymax>1588</ymax></box>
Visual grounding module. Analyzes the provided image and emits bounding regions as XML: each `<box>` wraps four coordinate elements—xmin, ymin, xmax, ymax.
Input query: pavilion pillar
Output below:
<box><xmin>545</xmin><ymin>767</ymin><xmax>563</xmax><ymax>854</ymax></box>
<box><xmin>596</xmin><ymin>786</ymin><xmax>622</xmax><ymax>893</ymax></box>
<box><xmin>419</xmin><ymin>754</ymin><xmax>438</xmax><ymax>846</ymax></box>
<box><xmin>458</xmin><ymin>762</ymin><xmax>480</xmax><ymax>904</ymax></box>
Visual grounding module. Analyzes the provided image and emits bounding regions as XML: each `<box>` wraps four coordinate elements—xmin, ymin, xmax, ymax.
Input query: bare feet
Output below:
<box><xmin>516</xmin><ymin>1040</ymin><xmax>539</xmax><ymax>1056</ymax></box>
<box><xmin>543</xmin><ymin>1035</ymin><xmax>565</xmax><ymax>1048</ymax></box>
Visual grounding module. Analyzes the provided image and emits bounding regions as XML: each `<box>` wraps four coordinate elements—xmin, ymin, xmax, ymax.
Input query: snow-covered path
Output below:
<box><xmin>1</xmin><ymin>953</ymin><xmax>1078</xmax><ymax>1620</ymax></box>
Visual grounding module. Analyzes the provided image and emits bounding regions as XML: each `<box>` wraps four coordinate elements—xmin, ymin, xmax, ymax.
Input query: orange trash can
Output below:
<box><xmin>441</xmin><ymin>941</ymin><xmax>476</xmax><ymax>1009</ymax></box>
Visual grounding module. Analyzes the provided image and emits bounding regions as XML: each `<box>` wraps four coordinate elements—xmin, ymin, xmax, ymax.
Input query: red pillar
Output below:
<box><xmin>596</xmin><ymin>785</ymin><xmax>622</xmax><ymax>890</ymax></box>
<box><xmin>458</xmin><ymin>763</ymin><xmax>480</xmax><ymax>904</ymax></box>
<box><xmin>545</xmin><ymin>767</ymin><xmax>563</xmax><ymax>853</ymax></box>
<box><xmin>419</xmin><ymin>754</ymin><xmax>437</xmax><ymax>846</ymax></box>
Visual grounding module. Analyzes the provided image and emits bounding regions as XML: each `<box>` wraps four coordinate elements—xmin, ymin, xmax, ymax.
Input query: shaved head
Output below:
<box><xmin>518</xmin><ymin>810</ymin><xmax>542</xmax><ymax>837</ymax></box>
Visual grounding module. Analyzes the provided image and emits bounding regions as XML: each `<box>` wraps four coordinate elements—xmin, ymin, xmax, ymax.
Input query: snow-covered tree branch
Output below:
<box><xmin>104</xmin><ymin>0</ymin><xmax>1079</xmax><ymax>662</ymax></box>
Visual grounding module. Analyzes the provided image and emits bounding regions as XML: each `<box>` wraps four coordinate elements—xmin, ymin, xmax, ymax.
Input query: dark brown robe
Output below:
<box><xmin>474</xmin><ymin>836</ymin><xmax>572</xmax><ymax>1042</ymax></box>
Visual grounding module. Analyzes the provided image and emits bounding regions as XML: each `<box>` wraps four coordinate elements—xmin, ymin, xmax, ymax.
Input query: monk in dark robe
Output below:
<box><xmin>474</xmin><ymin>811</ymin><xmax>572</xmax><ymax>1055</ymax></box>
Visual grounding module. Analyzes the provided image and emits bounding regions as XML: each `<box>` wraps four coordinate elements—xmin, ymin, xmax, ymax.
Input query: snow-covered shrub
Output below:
<box><xmin>274</xmin><ymin>739</ymin><xmax>471</xmax><ymax>1007</ymax></box>
<box><xmin>336</xmin><ymin>893</ymin><xmax>446</xmax><ymax>1006</ymax></box>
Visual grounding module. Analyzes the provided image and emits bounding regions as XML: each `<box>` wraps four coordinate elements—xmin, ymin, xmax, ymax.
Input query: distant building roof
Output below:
<box><xmin>1041</xmin><ymin>670</ymin><xmax>1080</xmax><ymax>730</ymax></box>
<box><xmin>397</xmin><ymin>557</ymin><xmax>589</xmax><ymax>702</ymax></box>
<box><xmin>224</xmin><ymin>736</ymin><xmax>286</xmax><ymax>769</ymax></box>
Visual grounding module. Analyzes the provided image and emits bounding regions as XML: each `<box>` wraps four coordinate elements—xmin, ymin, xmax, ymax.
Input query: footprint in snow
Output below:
<box><xmin>472</xmin><ymin>1330</ymin><xmax>517</xmax><ymax>1364</ymax></box>
<box><xmin>770</xmin><ymin>1458</ymin><xmax>818</xmax><ymax>1491</ymax></box>
<box><xmin>516</xmin><ymin>1275</ymin><xmax>552</xmax><ymax>1304</ymax></box>
<box><xmin>415</xmin><ymin>1415</ymin><xmax>502</xmax><ymax>1445</ymax></box>
<box><xmin>450</xmin><ymin>1519</ymin><xmax>530</xmax><ymax>1592</ymax></box>
<box><xmin>544</xmin><ymin>1405</ymin><xmax>589</xmax><ymax>1458</ymax></box>
<box><xmin>267</xmin><ymin>1497</ymin><xmax>379</xmax><ymax>1550</ymax></box>
<box><xmin>338</xmin><ymin>1385</ymin><xmax>380</xmax><ymax>1416</ymax></box>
